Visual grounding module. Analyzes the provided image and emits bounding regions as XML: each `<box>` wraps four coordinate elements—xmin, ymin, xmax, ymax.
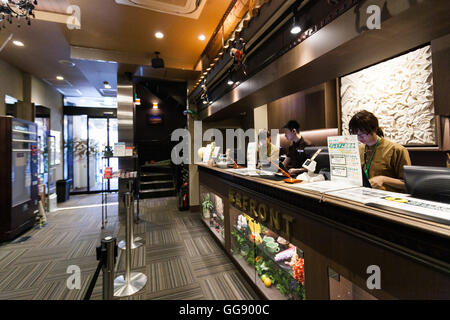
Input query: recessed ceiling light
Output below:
<box><xmin>155</xmin><ymin>32</ymin><xmax>164</xmax><ymax>39</ymax></box>
<box><xmin>13</xmin><ymin>40</ymin><xmax>24</xmax><ymax>47</ymax></box>
<box><xmin>56</xmin><ymin>76</ymin><xmax>64</xmax><ymax>80</ymax></box>
<box><xmin>198</xmin><ymin>34</ymin><xmax>206</xmax><ymax>41</ymax></box>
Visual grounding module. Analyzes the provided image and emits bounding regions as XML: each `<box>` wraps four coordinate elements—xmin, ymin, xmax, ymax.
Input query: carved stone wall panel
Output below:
<box><xmin>340</xmin><ymin>46</ymin><xmax>436</xmax><ymax>145</ymax></box>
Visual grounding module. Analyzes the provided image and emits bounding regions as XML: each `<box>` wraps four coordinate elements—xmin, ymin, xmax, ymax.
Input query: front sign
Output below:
<box><xmin>228</xmin><ymin>189</ymin><xmax>294</xmax><ymax>240</ymax></box>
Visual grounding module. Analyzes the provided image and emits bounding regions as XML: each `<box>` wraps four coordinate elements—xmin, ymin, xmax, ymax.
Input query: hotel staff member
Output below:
<box><xmin>282</xmin><ymin>120</ymin><xmax>311</xmax><ymax>175</ymax></box>
<box><xmin>349</xmin><ymin>110</ymin><xmax>411</xmax><ymax>192</ymax></box>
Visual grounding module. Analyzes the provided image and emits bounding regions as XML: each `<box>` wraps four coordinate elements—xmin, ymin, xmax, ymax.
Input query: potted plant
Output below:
<box><xmin>202</xmin><ymin>193</ymin><xmax>214</xmax><ymax>219</ymax></box>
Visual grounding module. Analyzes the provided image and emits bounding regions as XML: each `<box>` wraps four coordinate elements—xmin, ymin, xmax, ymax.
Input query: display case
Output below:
<box><xmin>0</xmin><ymin>116</ymin><xmax>39</xmax><ymax>241</ymax></box>
<box><xmin>198</xmin><ymin>165</ymin><xmax>450</xmax><ymax>300</ymax></box>
<box><xmin>200</xmin><ymin>185</ymin><xmax>225</xmax><ymax>247</ymax></box>
<box><xmin>230</xmin><ymin>205</ymin><xmax>306</xmax><ymax>300</ymax></box>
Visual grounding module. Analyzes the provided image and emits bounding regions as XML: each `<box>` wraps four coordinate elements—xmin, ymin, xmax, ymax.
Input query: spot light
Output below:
<box><xmin>290</xmin><ymin>15</ymin><xmax>301</xmax><ymax>35</ymax></box>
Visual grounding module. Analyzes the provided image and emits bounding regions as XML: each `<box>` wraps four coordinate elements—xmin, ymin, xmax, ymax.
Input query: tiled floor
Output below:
<box><xmin>0</xmin><ymin>194</ymin><xmax>259</xmax><ymax>300</ymax></box>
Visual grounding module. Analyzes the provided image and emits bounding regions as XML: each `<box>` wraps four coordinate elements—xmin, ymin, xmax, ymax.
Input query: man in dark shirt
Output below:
<box><xmin>282</xmin><ymin>120</ymin><xmax>311</xmax><ymax>175</ymax></box>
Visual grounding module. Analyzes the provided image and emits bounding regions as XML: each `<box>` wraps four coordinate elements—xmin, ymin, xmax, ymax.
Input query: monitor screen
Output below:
<box><xmin>404</xmin><ymin>166</ymin><xmax>450</xmax><ymax>204</ymax></box>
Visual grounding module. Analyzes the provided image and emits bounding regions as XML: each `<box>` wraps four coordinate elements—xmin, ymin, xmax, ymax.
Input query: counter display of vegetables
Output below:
<box><xmin>231</xmin><ymin>224</ymin><xmax>305</xmax><ymax>300</ymax></box>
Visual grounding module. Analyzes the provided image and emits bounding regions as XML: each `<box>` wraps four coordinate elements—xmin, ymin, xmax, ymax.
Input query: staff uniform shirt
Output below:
<box><xmin>285</xmin><ymin>137</ymin><xmax>310</xmax><ymax>169</ymax></box>
<box><xmin>359</xmin><ymin>137</ymin><xmax>411</xmax><ymax>192</ymax></box>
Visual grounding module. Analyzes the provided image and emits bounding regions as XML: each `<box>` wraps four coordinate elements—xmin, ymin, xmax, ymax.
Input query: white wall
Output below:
<box><xmin>0</xmin><ymin>59</ymin><xmax>23</xmax><ymax>115</ymax></box>
<box><xmin>254</xmin><ymin>104</ymin><xmax>268</xmax><ymax>132</ymax></box>
<box><xmin>0</xmin><ymin>58</ymin><xmax>64</xmax><ymax>181</ymax></box>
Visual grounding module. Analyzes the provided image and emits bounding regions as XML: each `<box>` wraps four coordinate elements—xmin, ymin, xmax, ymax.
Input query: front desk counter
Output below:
<box><xmin>197</xmin><ymin>164</ymin><xmax>450</xmax><ymax>300</ymax></box>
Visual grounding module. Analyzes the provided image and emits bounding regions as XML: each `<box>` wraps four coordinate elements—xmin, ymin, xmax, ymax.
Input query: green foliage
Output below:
<box><xmin>202</xmin><ymin>193</ymin><xmax>214</xmax><ymax>211</ymax></box>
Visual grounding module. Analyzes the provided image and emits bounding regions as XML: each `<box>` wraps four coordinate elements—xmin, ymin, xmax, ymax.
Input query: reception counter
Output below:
<box><xmin>196</xmin><ymin>164</ymin><xmax>450</xmax><ymax>300</ymax></box>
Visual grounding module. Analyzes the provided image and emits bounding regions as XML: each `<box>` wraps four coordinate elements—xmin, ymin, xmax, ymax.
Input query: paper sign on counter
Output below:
<box><xmin>327</xmin><ymin>135</ymin><xmax>363</xmax><ymax>186</ymax></box>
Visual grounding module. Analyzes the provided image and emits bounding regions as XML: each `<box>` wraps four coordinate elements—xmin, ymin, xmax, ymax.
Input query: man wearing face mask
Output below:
<box><xmin>282</xmin><ymin>120</ymin><xmax>311</xmax><ymax>175</ymax></box>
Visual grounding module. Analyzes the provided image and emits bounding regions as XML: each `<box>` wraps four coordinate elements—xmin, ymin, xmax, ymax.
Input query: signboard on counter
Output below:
<box><xmin>228</xmin><ymin>189</ymin><xmax>294</xmax><ymax>240</ymax></box>
<box><xmin>246</xmin><ymin>142</ymin><xmax>257</xmax><ymax>171</ymax></box>
<box><xmin>202</xmin><ymin>143</ymin><xmax>213</xmax><ymax>163</ymax></box>
<box><xmin>327</xmin><ymin>135</ymin><xmax>363</xmax><ymax>186</ymax></box>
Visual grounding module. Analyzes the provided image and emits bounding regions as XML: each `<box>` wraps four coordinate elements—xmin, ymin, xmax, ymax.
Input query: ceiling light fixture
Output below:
<box><xmin>59</xmin><ymin>60</ymin><xmax>75</xmax><ymax>67</ymax></box>
<box><xmin>227</xmin><ymin>79</ymin><xmax>234</xmax><ymax>85</ymax></box>
<box><xmin>0</xmin><ymin>0</ymin><xmax>37</xmax><ymax>29</ymax></box>
<box><xmin>198</xmin><ymin>34</ymin><xmax>206</xmax><ymax>41</ymax></box>
<box><xmin>56</xmin><ymin>76</ymin><xmax>64</xmax><ymax>81</ymax></box>
<box><xmin>290</xmin><ymin>15</ymin><xmax>301</xmax><ymax>35</ymax></box>
<box><xmin>155</xmin><ymin>31</ymin><xmax>164</xmax><ymax>39</ymax></box>
<box><xmin>12</xmin><ymin>40</ymin><xmax>24</xmax><ymax>46</ymax></box>
<box><xmin>103</xmin><ymin>81</ymin><xmax>112</xmax><ymax>89</ymax></box>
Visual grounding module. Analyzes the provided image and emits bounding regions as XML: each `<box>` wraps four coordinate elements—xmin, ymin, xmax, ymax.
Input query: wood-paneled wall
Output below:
<box><xmin>259</xmin><ymin>78</ymin><xmax>341</xmax><ymax>132</ymax></box>
<box><xmin>432</xmin><ymin>34</ymin><xmax>450</xmax><ymax>116</ymax></box>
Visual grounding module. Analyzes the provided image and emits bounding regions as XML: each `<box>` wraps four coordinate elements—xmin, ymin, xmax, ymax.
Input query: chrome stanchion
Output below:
<box><xmin>118</xmin><ymin>181</ymin><xmax>143</xmax><ymax>249</ymax></box>
<box><xmin>114</xmin><ymin>193</ymin><xmax>147</xmax><ymax>297</ymax></box>
<box><xmin>101</xmin><ymin>236</ymin><xmax>117</xmax><ymax>300</ymax></box>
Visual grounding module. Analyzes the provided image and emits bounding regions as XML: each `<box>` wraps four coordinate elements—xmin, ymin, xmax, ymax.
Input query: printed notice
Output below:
<box><xmin>247</xmin><ymin>142</ymin><xmax>257</xmax><ymax>171</ymax></box>
<box><xmin>203</xmin><ymin>144</ymin><xmax>213</xmax><ymax>163</ymax></box>
<box><xmin>327</xmin><ymin>135</ymin><xmax>363</xmax><ymax>186</ymax></box>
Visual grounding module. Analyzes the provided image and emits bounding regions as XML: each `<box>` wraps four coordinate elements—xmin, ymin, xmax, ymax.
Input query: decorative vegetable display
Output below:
<box><xmin>293</xmin><ymin>257</ymin><xmax>305</xmax><ymax>286</ymax></box>
<box><xmin>231</xmin><ymin>219</ymin><xmax>305</xmax><ymax>300</ymax></box>
<box><xmin>275</xmin><ymin>247</ymin><xmax>295</xmax><ymax>262</ymax></box>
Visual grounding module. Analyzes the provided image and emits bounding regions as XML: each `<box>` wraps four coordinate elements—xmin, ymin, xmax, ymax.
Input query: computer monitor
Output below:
<box><xmin>404</xmin><ymin>166</ymin><xmax>450</xmax><ymax>204</ymax></box>
<box><xmin>304</xmin><ymin>147</ymin><xmax>330</xmax><ymax>173</ymax></box>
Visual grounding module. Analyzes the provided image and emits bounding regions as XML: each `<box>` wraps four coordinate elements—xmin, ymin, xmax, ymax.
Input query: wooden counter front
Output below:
<box><xmin>197</xmin><ymin>164</ymin><xmax>450</xmax><ymax>300</ymax></box>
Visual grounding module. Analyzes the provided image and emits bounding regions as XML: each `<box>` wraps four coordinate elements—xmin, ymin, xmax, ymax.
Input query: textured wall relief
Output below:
<box><xmin>340</xmin><ymin>45</ymin><xmax>435</xmax><ymax>145</ymax></box>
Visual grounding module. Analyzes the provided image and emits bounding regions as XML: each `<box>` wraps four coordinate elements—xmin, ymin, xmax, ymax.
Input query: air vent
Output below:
<box><xmin>57</xmin><ymin>88</ymin><xmax>82</xmax><ymax>96</ymax></box>
<box><xmin>99</xmin><ymin>88</ymin><xmax>117</xmax><ymax>97</ymax></box>
<box><xmin>114</xmin><ymin>0</ymin><xmax>206</xmax><ymax>19</ymax></box>
<box><xmin>43</xmin><ymin>78</ymin><xmax>74</xmax><ymax>88</ymax></box>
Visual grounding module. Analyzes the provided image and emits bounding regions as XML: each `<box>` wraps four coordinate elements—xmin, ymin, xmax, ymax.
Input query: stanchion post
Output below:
<box><xmin>114</xmin><ymin>192</ymin><xmax>147</xmax><ymax>297</ymax></box>
<box><xmin>118</xmin><ymin>186</ymin><xmax>143</xmax><ymax>249</ymax></box>
<box><xmin>101</xmin><ymin>236</ymin><xmax>117</xmax><ymax>300</ymax></box>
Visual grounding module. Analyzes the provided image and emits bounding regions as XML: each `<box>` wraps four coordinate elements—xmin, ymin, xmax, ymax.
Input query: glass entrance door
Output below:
<box><xmin>65</xmin><ymin>115</ymin><xmax>118</xmax><ymax>193</ymax></box>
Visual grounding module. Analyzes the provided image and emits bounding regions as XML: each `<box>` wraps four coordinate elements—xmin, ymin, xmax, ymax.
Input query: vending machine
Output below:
<box><xmin>0</xmin><ymin>116</ymin><xmax>39</xmax><ymax>241</ymax></box>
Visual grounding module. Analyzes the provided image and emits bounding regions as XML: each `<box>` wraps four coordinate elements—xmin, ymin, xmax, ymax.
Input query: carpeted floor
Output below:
<box><xmin>0</xmin><ymin>194</ymin><xmax>259</xmax><ymax>300</ymax></box>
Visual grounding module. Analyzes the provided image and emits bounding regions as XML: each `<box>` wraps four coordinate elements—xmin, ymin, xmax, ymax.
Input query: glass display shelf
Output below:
<box><xmin>201</xmin><ymin>217</ymin><xmax>225</xmax><ymax>247</ymax></box>
<box><xmin>231</xmin><ymin>225</ymin><xmax>305</xmax><ymax>300</ymax></box>
<box><xmin>232</xmin><ymin>225</ymin><xmax>298</xmax><ymax>277</ymax></box>
<box><xmin>233</xmin><ymin>253</ymin><xmax>287</xmax><ymax>300</ymax></box>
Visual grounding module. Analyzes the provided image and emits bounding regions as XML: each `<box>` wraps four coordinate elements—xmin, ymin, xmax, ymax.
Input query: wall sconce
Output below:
<box><xmin>153</xmin><ymin>102</ymin><xmax>159</xmax><ymax>109</ymax></box>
